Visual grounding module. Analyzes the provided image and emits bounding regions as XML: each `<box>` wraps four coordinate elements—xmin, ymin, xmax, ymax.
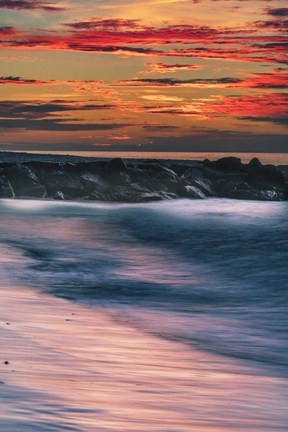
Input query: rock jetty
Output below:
<box><xmin>0</xmin><ymin>154</ymin><xmax>287</xmax><ymax>202</ymax></box>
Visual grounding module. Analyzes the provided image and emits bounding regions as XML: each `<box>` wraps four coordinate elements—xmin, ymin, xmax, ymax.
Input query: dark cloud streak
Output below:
<box><xmin>266</xmin><ymin>8</ymin><xmax>288</xmax><ymax>17</ymax></box>
<box><xmin>0</xmin><ymin>0</ymin><xmax>65</xmax><ymax>12</ymax></box>
<box><xmin>0</xmin><ymin>100</ymin><xmax>127</xmax><ymax>131</ymax></box>
<box><xmin>240</xmin><ymin>116</ymin><xmax>288</xmax><ymax>126</ymax></box>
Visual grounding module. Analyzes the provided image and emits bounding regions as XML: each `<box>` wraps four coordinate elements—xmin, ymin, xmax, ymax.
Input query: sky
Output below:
<box><xmin>0</xmin><ymin>0</ymin><xmax>287</xmax><ymax>153</ymax></box>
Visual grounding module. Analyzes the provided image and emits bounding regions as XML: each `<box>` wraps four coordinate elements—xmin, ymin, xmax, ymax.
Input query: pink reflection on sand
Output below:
<box><xmin>0</xmin><ymin>284</ymin><xmax>287</xmax><ymax>431</ymax></box>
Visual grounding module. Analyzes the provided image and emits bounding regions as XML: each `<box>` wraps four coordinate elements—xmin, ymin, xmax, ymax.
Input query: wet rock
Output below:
<box><xmin>126</xmin><ymin>166</ymin><xmax>172</xmax><ymax>194</ymax></box>
<box><xmin>53</xmin><ymin>191</ymin><xmax>65</xmax><ymax>200</ymax></box>
<box><xmin>4</xmin><ymin>165</ymin><xmax>46</xmax><ymax>198</ymax></box>
<box><xmin>184</xmin><ymin>185</ymin><xmax>206</xmax><ymax>199</ymax></box>
<box><xmin>80</xmin><ymin>173</ymin><xmax>107</xmax><ymax>196</ymax></box>
<box><xmin>138</xmin><ymin>164</ymin><xmax>179</xmax><ymax>192</ymax></box>
<box><xmin>0</xmin><ymin>156</ymin><xmax>287</xmax><ymax>202</ymax></box>
<box><xmin>181</xmin><ymin>167</ymin><xmax>213</xmax><ymax>197</ymax></box>
<box><xmin>40</xmin><ymin>170</ymin><xmax>85</xmax><ymax>199</ymax></box>
<box><xmin>89</xmin><ymin>190</ymin><xmax>106</xmax><ymax>201</ymax></box>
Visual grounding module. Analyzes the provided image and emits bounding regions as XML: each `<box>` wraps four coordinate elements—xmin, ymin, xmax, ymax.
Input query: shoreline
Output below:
<box><xmin>1</xmin><ymin>283</ymin><xmax>287</xmax><ymax>432</ymax></box>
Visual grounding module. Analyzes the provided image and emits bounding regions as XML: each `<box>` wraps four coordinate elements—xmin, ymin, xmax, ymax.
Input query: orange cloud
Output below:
<box><xmin>145</xmin><ymin>93</ymin><xmax>288</xmax><ymax>120</ymax></box>
<box><xmin>143</xmin><ymin>63</ymin><xmax>203</xmax><ymax>74</ymax></box>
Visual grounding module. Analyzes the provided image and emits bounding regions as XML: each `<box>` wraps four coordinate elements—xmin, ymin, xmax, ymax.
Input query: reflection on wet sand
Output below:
<box><xmin>1</xmin><ymin>285</ymin><xmax>286</xmax><ymax>432</ymax></box>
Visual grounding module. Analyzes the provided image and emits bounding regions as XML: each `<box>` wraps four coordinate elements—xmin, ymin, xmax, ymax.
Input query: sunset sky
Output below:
<box><xmin>0</xmin><ymin>0</ymin><xmax>287</xmax><ymax>153</ymax></box>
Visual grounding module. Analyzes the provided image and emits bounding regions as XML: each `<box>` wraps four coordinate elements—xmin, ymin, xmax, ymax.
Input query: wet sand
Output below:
<box><xmin>1</xmin><ymin>283</ymin><xmax>287</xmax><ymax>432</ymax></box>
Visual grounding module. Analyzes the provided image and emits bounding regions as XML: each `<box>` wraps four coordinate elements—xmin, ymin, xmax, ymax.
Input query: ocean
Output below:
<box><xmin>0</xmin><ymin>198</ymin><xmax>287</xmax><ymax>431</ymax></box>
<box><xmin>10</xmin><ymin>151</ymin><xmax>288</xmax><ymax>165</ymax></box>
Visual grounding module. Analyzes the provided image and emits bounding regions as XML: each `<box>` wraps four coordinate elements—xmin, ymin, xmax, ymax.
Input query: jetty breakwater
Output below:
<box><xmin>0</xmin><ymin>155</ymin><xmax>287</xmax><ymax>202</ymax></box>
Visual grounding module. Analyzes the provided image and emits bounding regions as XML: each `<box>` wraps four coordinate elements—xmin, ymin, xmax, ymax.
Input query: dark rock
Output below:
<box><xmin>0</xmin><ymin>155</ymin><xmax>286</xmax><ymax>202</ymax></box>
<box><xmin>261</xmin><ymin>164</ymin><xmax>285</xmax><ymax>184</ymax></box>
<box><xmin>140</xmin><ymin>164</ymin><xmax>178</xmax><ymax>185</ymax></box>
<box><xmin>25</xmin><ymin>161</ymin><xmax>60</xmax><ymax>172</ymax></box>
<box><xmin>106</xmin><ymin>158</ymin><xmax>127</xmax><ymax>173</ymax></box>
<box><xmin>0</xmin><ymin>174</ymin><xmax>14</xmax><ymax>198</ymax></box>
<box><xmin>102</xmin><ymin>158</ymin><xmax>130</xmax><ymax>186</ymax></box>
<box><xmin>170</xmin><ymin>164</ymin><xmax>194</xmax><ymax>176</ymax></box>
<box><xmin>213</xmin><ymin>157</ymin><xmax>243</xmax><ymax>171</ymax></box>
<box><xmin>278</xmin><ymin>165</ymin><xmax>288</xmax><ymax>181</ymax></box>
<box><xmin>248</xmin><ymin>157</ymin><xmax>262</xmax><ymax>169</ymax></box>
<box><xmin>183</xmin><ymin>185</ymin><xmax>206</xmax><ymax>199</ymax></box>
<box><xmin>40</xmin><ymin>170</ymin><xmax>85</xmax><ymax>199</ymax></box>
<box><xmin>214</xmin><ymin>179</ymin><xmax>253</xmax><ymax>200</ymax></box>
<box><xmin>80</xmin><ymin>173</ymin><xmax>107</xmax><ymax>195</ymax></box>
<box><xmin>214</xmin><ymin>176</ymin><xmax>286</xmax><ymax>201</ymax></box>
<box><xmin>201</xmin><ymin>165</ymin><xmax>226</xmax><ymax>181</ymax></box>
<box><xmin>126</xmin><ymin>165</ymin><xmax>178</xmax><ymax>194</ymax></box>
<box><xmin>4</xmin><ymin>165</ymin><xmax>46</xmax><ymax>198</ymax></box>
<box><xmin>181</xmin><ymin>167</ymin><xmax>213</xmax><ymax>197</ymax></box>
<box><xmin>142</xmin><ymin>159</ymin><xmax>162</xmax><ymax>164</ymax></box>
<box><xmin>90</xmin><ymin>190</ymin><xmax>106</xmax><ymax>201</ymax></box>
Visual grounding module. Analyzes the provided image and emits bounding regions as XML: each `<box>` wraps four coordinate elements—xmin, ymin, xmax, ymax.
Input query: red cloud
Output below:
<box><xmin>0</xmin><ymin>18</ymin><xmax>286</xmax><ymax>65</ymax></box>
<box><xmin>207</xmin><ymin>93</ymin><xmax>288</xmax><ymax>117</ymax></box>
<box><xmin>145</xmin><ymin>93</ymin><xmax>288</xmax><ymax>120</ymax></box>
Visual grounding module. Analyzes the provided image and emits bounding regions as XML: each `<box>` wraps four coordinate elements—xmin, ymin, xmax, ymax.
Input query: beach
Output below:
<box><xmin>1</xmin><ymin>284</ymin><xmax>287</xmax><ymax>432</ymax></box>
<box><xmin>0</xmin><ymin>198</ymin><xmax>287</xmax><ymax>431</ymax></box>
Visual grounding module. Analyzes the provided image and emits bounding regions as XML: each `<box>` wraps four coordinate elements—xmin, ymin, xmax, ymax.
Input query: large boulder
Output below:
<box><xmin>212</xmin><ymin>157</ymin><xmax>243</xmax><ymax>171</ymax></box>
<box><xmin>4</xmin><ymin>165</ymin><xmax>46</xmax><ymax>198</ymax></box>
<box><xmin>248</xmin><ymin>157</ymin><xmax>262</xmax><ymax>170</ymax></box>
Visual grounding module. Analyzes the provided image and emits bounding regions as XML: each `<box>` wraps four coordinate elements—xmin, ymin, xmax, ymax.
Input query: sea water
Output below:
<box><xmin>0</xmin><ymin>198</ymin><xmax>287</xmax><ymax>431</ymax></box>
<box><xmin>5</xmin><ymin>151</ymin><xmax>288</xmax><ymax>165</ymax></box>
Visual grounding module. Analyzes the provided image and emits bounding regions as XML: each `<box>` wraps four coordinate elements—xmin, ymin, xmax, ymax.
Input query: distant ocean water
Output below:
<box><xmin>15</xmin><ymin>151</ymin><xmax>288</xmax><ymax>165</ymax></box>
